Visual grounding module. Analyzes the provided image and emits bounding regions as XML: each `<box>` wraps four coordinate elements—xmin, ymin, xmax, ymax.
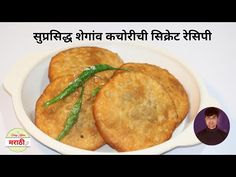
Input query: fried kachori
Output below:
<box><xmin>93</xmin><ymin>71</ymin><xmax>178</xmax><ymax>152</ymax></box>
<box><xmin>35</xmin><ymin>75</ymin><xmax>106</xmax><ymax>150</ymax></box>
<box><xmin>49</xmin><ymin>46</ymin><xmax>124</xmax><ymax>82</ymax></box>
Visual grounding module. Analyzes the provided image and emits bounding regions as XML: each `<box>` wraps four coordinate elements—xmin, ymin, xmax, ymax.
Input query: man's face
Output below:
<box><xmin>205</xmin><ymin>114</ymin><xmax>218</xmax><ymax>129</ymax></box>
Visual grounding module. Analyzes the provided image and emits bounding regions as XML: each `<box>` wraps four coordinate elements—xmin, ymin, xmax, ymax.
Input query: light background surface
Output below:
<box><xmin>0</xmin><ymin>22</ymin><xmax>236</xmax><ymax>154</ymax></box>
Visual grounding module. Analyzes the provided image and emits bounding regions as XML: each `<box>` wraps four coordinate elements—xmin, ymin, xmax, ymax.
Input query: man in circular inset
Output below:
<box><xmin>196</xmin><ymin>107</ymin><xmax>228</xmax><ymax>145</ymax></box>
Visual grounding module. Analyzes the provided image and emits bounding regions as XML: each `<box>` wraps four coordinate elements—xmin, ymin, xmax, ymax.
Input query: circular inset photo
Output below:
<box><xmin>194</xmin><ymin>107</ymin><xmax>230</xmax><ymax>145</ymax></box>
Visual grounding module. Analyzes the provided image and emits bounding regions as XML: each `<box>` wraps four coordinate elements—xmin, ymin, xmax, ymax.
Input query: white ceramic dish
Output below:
<box><xmin>3</xmin><ymin>42</ymin><xmax>220</xmax><ymax>154</ymax></box>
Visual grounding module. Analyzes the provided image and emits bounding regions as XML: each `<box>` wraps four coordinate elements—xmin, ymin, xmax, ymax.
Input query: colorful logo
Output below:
<box><xmin>5</xmin><ymin>128</ymin><xmax>31</xmax><ymax>152</ymax></box>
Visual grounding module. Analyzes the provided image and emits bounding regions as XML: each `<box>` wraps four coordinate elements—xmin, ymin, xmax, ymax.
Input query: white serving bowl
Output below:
<box><xmin>3</xmin><ymin>42</ymin><xmax>219</xmax><ymax>154</ymax></box>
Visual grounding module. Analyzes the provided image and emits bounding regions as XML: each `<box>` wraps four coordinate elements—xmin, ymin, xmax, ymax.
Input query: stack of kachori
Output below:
<box><xmin>35</xmin><ymin>47</ymin><xmax>189</xmax><ymax>152</ymax></box>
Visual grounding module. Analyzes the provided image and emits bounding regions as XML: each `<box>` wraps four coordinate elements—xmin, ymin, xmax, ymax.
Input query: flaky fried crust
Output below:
<box><xmin>49</xmin><ymin>46</ymin><xmax>124</xmax><ymax>82</ymax></box>
<box><xmin>93</xmin><ymin>71</ymin><xmax>178</xmax><ymax>152</ymax></box>
<box><xmin>35</xmin><ymin>76</ymin><xmax>106</xmax><ymax>150</ymax></box>
<box><xmin>114</xmin><ymin>63</ymin><xmax>189</xmax><ymax>126</ymax></box>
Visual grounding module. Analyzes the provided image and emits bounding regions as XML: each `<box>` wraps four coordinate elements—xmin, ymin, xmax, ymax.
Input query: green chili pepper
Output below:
<box><xmin>91</xmin><ymin>86</ymin><xmax>102</xmax><ymax>97</ymax></box>
<box><xmin>56</xmin><ymin>85</ymin><xmax>85</xmax><ymax>141</ymax></box>
<box><xmin>44</xmin><ymin>64</ymin><xmax>128</xmax><ymax>107</ymax></box>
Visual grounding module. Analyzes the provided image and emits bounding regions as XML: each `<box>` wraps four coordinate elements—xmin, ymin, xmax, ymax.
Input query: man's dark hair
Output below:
<box><xmin>205</xmin><ymin>107</ymin><xmax>219</xmax><ymax>117</ymax></box>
